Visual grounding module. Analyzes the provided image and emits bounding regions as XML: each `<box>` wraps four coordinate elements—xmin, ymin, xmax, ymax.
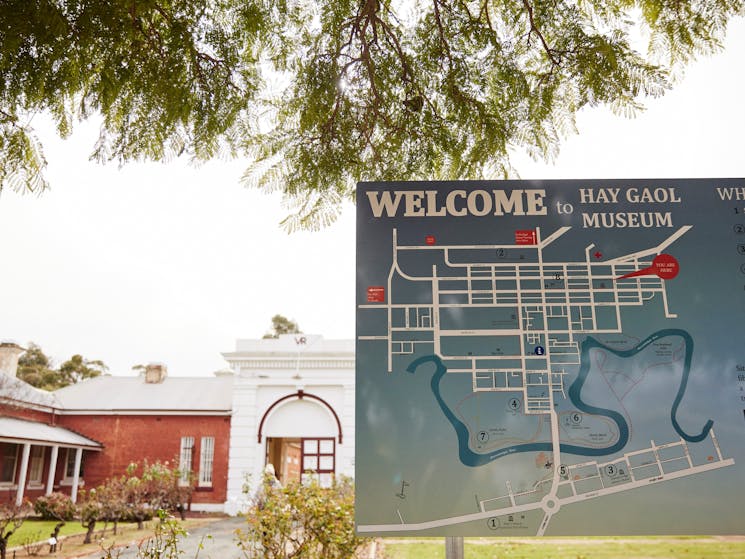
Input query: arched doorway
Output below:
<box><xmin>259</xmin><ymin>391</ymin><xmax>341</xmax><ymax>485</ymax></box>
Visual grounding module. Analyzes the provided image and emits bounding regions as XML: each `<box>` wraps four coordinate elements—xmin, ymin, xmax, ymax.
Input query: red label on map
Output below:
<box><xmin>515</xmin><ymin>230</ymin><xmax>537</xmax><ymax>245</ymax></box>
<box><xmin>425</xmin><ymin>235</ymin><xmax>436</xmax><ymax>245</ymax></box>
<box><xmin>617</xmin><ymin>253</ymin><xmax>680</xmax><ymax>281</ymax></box>
<box><xmin>367</xmin><ymin>286</ymin><xmax>386</xmax><ymax>303</ymax></box>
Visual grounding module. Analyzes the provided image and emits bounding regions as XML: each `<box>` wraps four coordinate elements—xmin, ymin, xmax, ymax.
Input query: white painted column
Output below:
<box><xmin>225</xmin><ymin>379</ymin><xmax>258</xmax><ymax>515</ymax></box>
<box><xmin>70</xmin><ymin>448</ymin><xmax>82</xmax><ymax>503</ymax></box>
<box><xmin>46</xmin><ymin>445</ymin><xmax>59</xmax><ymax>495</ymax></box>
<box><xmin>15</xmin><ymin>443</ymin><xmax>31</xmax><ymax>506</ymax></box>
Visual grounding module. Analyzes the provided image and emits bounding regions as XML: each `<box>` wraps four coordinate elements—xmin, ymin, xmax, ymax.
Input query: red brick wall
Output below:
<box><xmin>57</xmin><ymin>414</ymin><xmax>231</xmax><ymax>504</ymax></box>
<box><xmin>0</xmin><ymin>441</ymin><xmax>56</xmax><ymax>501</ymax></box>
<box><xmin>0</xmin><ymin>402</ymin><xmax>56</xmax><ymax>424</ymax></box>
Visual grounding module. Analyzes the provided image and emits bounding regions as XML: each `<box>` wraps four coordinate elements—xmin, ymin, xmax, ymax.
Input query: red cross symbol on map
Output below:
<box><xmin>594</xmin><ymin>251</ymin><xmax>603</xmax><ymax>259</ymax></box>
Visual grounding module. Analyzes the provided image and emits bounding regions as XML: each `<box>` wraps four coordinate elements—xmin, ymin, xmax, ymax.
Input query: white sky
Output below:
<box><xmin>1</xmin><ymin>18</ymin><xmax>743</xmax><ymax>377</ymax></box>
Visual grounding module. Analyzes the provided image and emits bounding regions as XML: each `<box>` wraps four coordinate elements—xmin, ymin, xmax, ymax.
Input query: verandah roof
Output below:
<box><xmin>0</xmin><ymin>416</ymin><xmax>102</xmax><ymax>450</ymax></box>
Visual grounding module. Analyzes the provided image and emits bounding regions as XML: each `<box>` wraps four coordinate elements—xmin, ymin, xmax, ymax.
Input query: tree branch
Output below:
<box><xmin>522</xmin><ymin>0</ymin><xmax>560</xmax><ymax>65</ymax></box>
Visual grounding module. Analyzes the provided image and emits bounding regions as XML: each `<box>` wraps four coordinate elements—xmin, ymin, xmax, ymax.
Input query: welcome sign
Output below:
<box><xmin>355</xmin><ymin>178</ymin><xmax>745</xmax><ymax>536</ymax></box>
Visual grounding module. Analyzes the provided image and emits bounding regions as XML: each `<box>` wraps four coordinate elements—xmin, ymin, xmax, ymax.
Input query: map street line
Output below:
<box><xmin>358</xmin><ymin>221</ymin><xmax>737</xmax><ymax>535</ymax></box>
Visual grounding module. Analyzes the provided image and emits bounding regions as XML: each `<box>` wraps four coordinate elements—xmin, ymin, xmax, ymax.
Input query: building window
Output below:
<box><xmin>198</xmin><ymin>437</ymin><xmax>214</xmax><ymax>487</ymax></box>
<box><xmin>27</xmin><ymin>446</ymin><xmax>44</xmax><ymax>486</ymax></box>
<box><xmin>179</xmin><ymin>437</ymin><xmax>195</xmax><ymax>486</ymax></box>
<box><xmin>63</xmin><ymin>448</ymin><xmax>83</xmax><ymax>482</ymax></box>
<box><xmin>0</xmin><ymin>443</ymin><xmax>19</xmax><ymax>484</ymax></box>
<box><xmin>301</xmin><ymin>438</ymin><xmax>335</xmax><ymax>486</ymax></box>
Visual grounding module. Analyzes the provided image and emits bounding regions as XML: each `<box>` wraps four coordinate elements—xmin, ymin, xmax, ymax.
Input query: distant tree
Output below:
<box><xmin>263</xmin><ymin>315</ymin><xmax>301</xmax><ymax>339</ymax></box>
<box><xmin>16</xmin><ymin>343</ymin><xmax>107</xmax><ymax>391</ymax></box>
<box><xmin>58</xmin><ymin>354</ymin><xmax>108</xmax><ymax>385</ymax></box>
<box><xmin>16</xmin><ymin>343</ymin><xmax>57</xmax><ymax>389</ymax></box>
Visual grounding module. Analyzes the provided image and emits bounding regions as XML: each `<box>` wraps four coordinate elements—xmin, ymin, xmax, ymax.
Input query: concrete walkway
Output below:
<box><xmin>77</xmin><ymin>516</ymin><xmax>247</xmax><ymax>559</ymax></box>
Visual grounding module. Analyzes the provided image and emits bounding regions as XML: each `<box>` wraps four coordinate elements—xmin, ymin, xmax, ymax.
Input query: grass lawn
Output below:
<box><xmin>380</xmin><ymin>538</ymin><xmax>745</xmax><ymax>559</ymax></box>
<box><xmin>7</xmin><ymin>519</ymin><xmax>86</xmax><ymax>547</ymax></box>
<box><xmin>6</xmin><ymin>516</ymin><xmax>222</xmax><ymax>558</ymax></box>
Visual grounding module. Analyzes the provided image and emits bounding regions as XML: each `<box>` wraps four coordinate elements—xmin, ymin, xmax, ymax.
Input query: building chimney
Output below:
<box><xmin>0</xmin><ymin>342</ymin><xmax>25</xmax><ymax>378</ymax></box>
<box><xmin>144</xmin><ymin>363</ymin><xmax>168</xmax><ymax>384</ymax></box>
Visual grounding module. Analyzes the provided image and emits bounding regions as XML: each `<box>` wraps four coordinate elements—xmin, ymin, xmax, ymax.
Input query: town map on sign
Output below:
<box><xmin>357</xmin><ymin>225</ymin><xmax>735</xmax><ymax>535</ymax></box>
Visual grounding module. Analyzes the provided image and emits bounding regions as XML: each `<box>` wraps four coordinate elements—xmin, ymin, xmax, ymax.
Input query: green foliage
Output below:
<box><xmin>33</xmin><ymin>492</ymin><xmax>76</xmax><ymax>521</ymax></box>
<box><xmin>132</xmin><ymin>459</ymin><xmax>193</xmax><ymax>520</ymax></box>
<box><xmin>237</xmin><ymin>474</ymin><xmax>365</xmax><ymax>559</ymax></box>
<box><xmin>16</xmin><ymin>342</ymin><xmax>107</xmax><ymax>391</ymax></box>
<box><xmin>16</xmin><ymin>343</ymin><xmax>56</xmax><ymax>390</ymax></box>
<box><xmin>1</xmin><ymin>1</ymin><xmax>743</xmax><ymax>227</ymax></box>
<box><xmin>78</xmin><ymin>488</ymin><xmax>106</xmax><ymax>543</ymax></box>
<box><xmin>78</xmin><ymin>459</ymin><xmax>192</xmax><ymax>540</ymax></box>
<box><xmin>0</xmin><ymin>0</ymin><xmax>263</xmax><ymax>189</ymax></box>
<box><xmin>98</xmin><ymin>510</ymin><xmax>187</xmax><ymax>559</ymax></box>
<box><xmin>262</xmin><ymin>314</ymin><xmax>301</xmax><ymax>339</ymax></box>
<box><xmin>0</xmin><ymin>501</ymin><xmax>32</xmax><ymax>559</ymax></box>
<box><xmin>134</xmin><ymin>511</ymin><xmax>188</xmax><ymax>559</ymax></box>
<box><xmin>59</xmin><ymin>354</ymin><xmax>109</xmax><ymax>385</ymax></box>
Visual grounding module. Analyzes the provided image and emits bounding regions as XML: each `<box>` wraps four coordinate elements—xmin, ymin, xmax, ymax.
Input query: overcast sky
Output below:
<box><xmin>1</xmin><ymin>19</ymin><xmax>743</xmax><ymax>378</ymax></box>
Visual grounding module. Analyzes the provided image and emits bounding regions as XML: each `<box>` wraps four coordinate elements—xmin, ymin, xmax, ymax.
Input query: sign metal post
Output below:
<box><xmin>445</xmin><ymin>536</ymin><xmax>464</xmax><ymax>559</ymax></box>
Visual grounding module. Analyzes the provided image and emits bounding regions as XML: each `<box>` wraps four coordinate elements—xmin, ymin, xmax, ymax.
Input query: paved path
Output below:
<box><xmin>78</xmin><ymin>516</ymin><xmax>246</xmax><ymax>559</ymax></box>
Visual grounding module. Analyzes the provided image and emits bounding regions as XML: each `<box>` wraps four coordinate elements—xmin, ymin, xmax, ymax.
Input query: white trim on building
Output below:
<box><xmin>222</xmin><ymin>334</ymin><xmax>354</xmax><ymax>515</ymax></box>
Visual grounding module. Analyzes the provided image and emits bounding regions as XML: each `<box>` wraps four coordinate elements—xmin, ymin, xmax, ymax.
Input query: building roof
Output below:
<box><xmin>0</xmin><ymin>416</ymin><xmax>102</xmax><ymax>449</ymax></box>
<box><xmin>0</xmin><ymin>374</ymin><xmax>60</xmax><ymax>409</ymax></box>
<box><xmin>53</xmin><ymin>374</ymin><xmax>233</xmax><ymax>413</ymax></box>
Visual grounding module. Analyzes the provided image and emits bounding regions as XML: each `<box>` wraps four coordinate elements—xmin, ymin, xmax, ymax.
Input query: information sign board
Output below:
<box><xmin>355</xmin><ymin>179</ymin><xmax>745</xmax><ymax>536</ymax></box>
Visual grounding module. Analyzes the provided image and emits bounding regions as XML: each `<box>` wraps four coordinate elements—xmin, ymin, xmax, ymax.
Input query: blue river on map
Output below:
<box><xmin>406</xmin><ymin>328</ymin><xmax>713</xmax><ymax>466</ymax></box>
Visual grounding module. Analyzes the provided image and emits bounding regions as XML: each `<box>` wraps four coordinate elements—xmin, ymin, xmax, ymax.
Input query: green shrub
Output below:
<box><xmin>33</xmin><ymin>493</ymin><xmax>75</xmax><ymax>521</ymax></box>
<box><xmin>237</xmin><ymin>475</ymin><xmax>366</xmax><ymax>559</ymax></box>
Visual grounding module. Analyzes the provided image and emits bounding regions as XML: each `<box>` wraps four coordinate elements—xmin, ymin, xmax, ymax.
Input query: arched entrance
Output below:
<box><xmin>258</xmin><ymin>391</ymin><xmax>342</xmax><ymax>485</ymax></box>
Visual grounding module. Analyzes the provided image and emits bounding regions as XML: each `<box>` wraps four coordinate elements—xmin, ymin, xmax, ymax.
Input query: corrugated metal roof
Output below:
<box><xmin>53</xmin><ymin>375</ymin><xmax>233</xmax><ymax>412</ymax></box>
<box><xmin>0</xmin><ymin>374</ymin><xmax>60</xmax><ymax>408</ymax></box>
<box><xmin>0</xmin><ymin>416</ymin><xmax>102</xmax><ymax>449</ymax></box>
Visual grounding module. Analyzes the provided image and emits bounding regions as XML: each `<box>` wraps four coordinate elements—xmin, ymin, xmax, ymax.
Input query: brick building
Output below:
<box><xmin>1</xmin><ymin>342</ymin><xmax>102</xmax><ymax>506</ymax></box>
<box><xmin>1</xmin><ymin>334</ymin><xmax>355</xmax><ymax>514</ymax></box>
<box><xmin>52</xmin><ymin>364</ymin><xmax>233</xmax><ymax>511</ymax></box>
<box><xmin>0</xmin><ymin>343</ymin><xmax>231</xmax><ymax>511</ymax></box>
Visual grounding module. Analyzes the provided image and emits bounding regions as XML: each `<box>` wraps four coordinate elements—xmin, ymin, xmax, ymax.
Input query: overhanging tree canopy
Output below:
<box><xmin>1</xmin><ymin>0</ymin><xmax>742</xmax><ymax>228</ymax></box>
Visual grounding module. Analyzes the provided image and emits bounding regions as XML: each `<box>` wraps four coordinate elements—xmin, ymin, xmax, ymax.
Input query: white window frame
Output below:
<box><xmin>198</xmin><ymin>436</ymin><xmax>215</xmax><ymax>487</ymax></box>
<box><xmin>178</xmin><ymin>436</ymin><xmax>195</xmax><ymax>486</ymax></box>
<box><xmin>27</xmin><ymin>445</ymin><xmax>45</xmax><ymax>487</ymax></box>
<box><xmin>0</xmin><ymin>443</ymin><xmax>19</xmax><ymax>486</ymax></box>
<box><xmin>61</xmin><ymin>448</ymin><xmax>83</xmax><ymax>484</ymax></box>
